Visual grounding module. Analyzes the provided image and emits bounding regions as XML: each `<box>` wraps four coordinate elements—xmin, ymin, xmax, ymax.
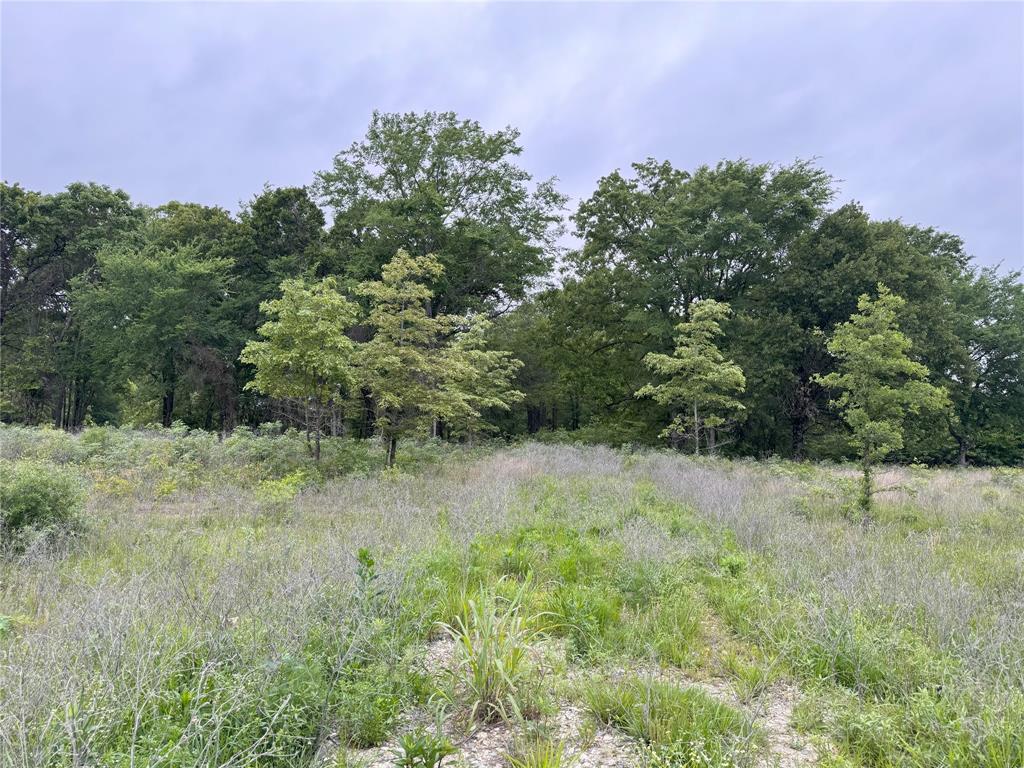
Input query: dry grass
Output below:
<box><xmin>1</xmin><ymin>429</ymin><xmax>1021</xmax><ymax>766</ymax></box>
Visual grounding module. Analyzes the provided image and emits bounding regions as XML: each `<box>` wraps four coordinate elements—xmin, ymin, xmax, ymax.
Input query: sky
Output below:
<box><xmin>2</xmin><ymin>2</ymin><xmax>1022</xmax><ymax>272</ymax></box>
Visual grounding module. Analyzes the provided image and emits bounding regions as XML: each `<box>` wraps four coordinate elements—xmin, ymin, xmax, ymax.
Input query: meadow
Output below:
<box><xmin>1</xmin><ymin>426</ymin><xmax>1022</xmax><ymax>768</ymax></box>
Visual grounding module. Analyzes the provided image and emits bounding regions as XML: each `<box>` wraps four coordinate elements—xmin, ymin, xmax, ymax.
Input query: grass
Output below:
<box><xmin>583</xmin><ymin>677</ymin><xmax>759</xmax><ymax>766</ymax></box>
<box><xmin>439</xmin><ymin>579</ymin><xmax>548</xmax><ymax>723</ymax></box>
<box><xmin>1</xmin><ymin>425</ymin><xmax>1022</xmax><ymax>767</ymax></box>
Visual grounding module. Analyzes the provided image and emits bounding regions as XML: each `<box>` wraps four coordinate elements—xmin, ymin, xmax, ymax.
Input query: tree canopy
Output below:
<box><xmin>815</xmin><ymin>285</ymin><xmax>949</xmax><ymax>513</ymax></box>
<box><xmin>1</xmin><ymin>111</ymin><xmax>1020</xmax><ymax>468</ymax></box>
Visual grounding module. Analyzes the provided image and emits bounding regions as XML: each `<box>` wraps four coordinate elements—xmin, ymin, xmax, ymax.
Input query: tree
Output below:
<box><xmin>237</xmin><ymin>186</ymin><xmax>325</xmax><ymax>331</ymax></box>
<box><xmin>441</xmin><ymin>318</ymin><xmax>523</xmax><ymax>442</ymax></box>
<box><xmin>816</xmin><ymin>285</ymin><xmax>948</xmax><ymax>516</ymax></box>
<box><xmin>635</xmin><ymin>299</ymin><xmax>746</xmax><ymax>454</ymax></box>
<box><xmin>240</xmin><ymin>278</ymin><xmax>360</xmax><ymax>461</ymax></box>
<box><xmin>317</xmin><ymin>111</ymin><xmax>566</xmax><ymax>315</ymax></box>
<box><xmin>945</xmin><ymin>269</ymin><xmax>1024</xmax><ymax>465</ymax></box>
<box><xmin>356</xmin><ymin>249</ymin><xmax>521</xmax><ymax>466</ymax></box>
<box><xmin>0</xmin><ymin>182</ymin><xmax>144</xmax><ymax>428</ymax></box>
<box><xmin>73</xmin><ymin>244</ymin><xmax>235</xmax><ymax>428</ymax></box>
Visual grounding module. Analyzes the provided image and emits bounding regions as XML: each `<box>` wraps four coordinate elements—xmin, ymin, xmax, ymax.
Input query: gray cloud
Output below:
<box><xmin>2</xmin><ymin>1</ymin><xmax>1020</xmax><ymax>270</ymax></box>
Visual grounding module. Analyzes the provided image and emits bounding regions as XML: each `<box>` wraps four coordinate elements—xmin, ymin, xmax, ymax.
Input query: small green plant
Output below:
<box><xmin>256</xmin><ymin>468</ymin><xmax>309</xmax><ymax>507</ymax></box>
<box><xmin>584</xmin><ymin>678</ymin><xmax>759</xmax><ymax>766</ymax></box>
<box><xmin>390</xmin><ymin>726</ymin><xmax>456</xmax><ymax>767</ymax></box>
<box><xmin>0</xmin><ymin>460</ymin><xmax>84</xmax><ymax>547</ymax></box>
<box><xmin>505</xmin><ymin>737</ymin><xmax>573</xmax><ymax>768</ymax></box>
<box><xmin>439</xmin><ymin>579</ymin><xmax>546</xmax><ymax>723</ymax></box>
<box><xmin>333</xmin><ymin>669</ymin><xmax>404</xmax><ymax>748</ymax></box>
<box><xmin>717</xmin><ymin>553</ymin><xmax>747</xmax><ymax>578</ymax></box>
<box><xmin>355</xmin><ymin>547</ymin><xmax>386</xmax><ymax>615</ymax></box>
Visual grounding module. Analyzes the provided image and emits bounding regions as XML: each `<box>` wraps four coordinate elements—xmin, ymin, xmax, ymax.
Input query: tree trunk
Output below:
<box><xmin>859</xmin><ymin>450</ymin><xmax>873</xmax><ymax>521</ymax></box>
<box><xmin>526</xmin><ymin>405</ymin><xmax>543</xmax><ymax>434</ymax></box>
<box><xmin>360</xmin><ymin>389</ymin><xmax>376</xmax><ymax>438</ymax></box>
<box><xmin>386</xmin><ymin>434</ymin><xmax>397</xmax><ymax>468</ymax></box>
<box><xmin>957</xmin><ymin>438</ymin><xmax>967</xmax><ymax>467</ymax></box>
<box><xmin>791</xmin><ymin>413</ymin><xmax>808</xmax><ymax>461</ymax></box>
<box><xmin>693</xmin><ymin>401</ymin><xmax>700</xmax><ymax>456</ymax></box>
<box><xmin>162</xmin><ymin>388</ymin><xmax>175</xmax><ymax>428</ymax></box>
<box><xmin>707</xmin><ymin>426</ymin><xmax>717</xmax><ymax>455</ymax></box>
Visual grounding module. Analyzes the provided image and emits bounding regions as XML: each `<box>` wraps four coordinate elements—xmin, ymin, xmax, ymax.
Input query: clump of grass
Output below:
<box><xmin>390</xmin><ymin>725</ymin><xmax>457</xmax><ymax>767</ymax></box>
<box><xmin>583</xmin><ymin>678</ymin><xmax>760</xmax><ymax>767</ymax></box>
<box><xmin>547</xmin><ymin>582</ymin><xmax>621</xmax><ymax>661</ymax></box>
<box><xmin>506</xmin><ymin>737</ymin><xmax>573</xmax><ymax>768</ymax></box>
<box><xmin>439</xmin><ymin>579</ymin><xmax>547</xmax><ymax>723</ymax></box>
<box><xmin>605</xmin><ymin>592</ymin><xmax>703</xmax><ymax>667</ymax></box>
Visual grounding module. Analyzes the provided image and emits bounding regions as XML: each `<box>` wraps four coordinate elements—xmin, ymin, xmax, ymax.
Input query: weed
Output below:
<box><xmin>439</xmin><ymin>579</ymin><xmax>547</xmax><ymax>723</ymax></box>
<box><xmin>390</xmin><ymin>726</ymin><xmax>457</xmax><ymax>767</ymax></box>
<box><xmin>584</xmin><ymin>678</ymin><xmax>759</xmax><ymax>766</ymax></box>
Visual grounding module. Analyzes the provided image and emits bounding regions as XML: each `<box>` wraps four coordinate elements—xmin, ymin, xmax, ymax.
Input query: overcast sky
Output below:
<box><xmin>2</xmin><ymin>2</ymin><xmax>1021</xmax><ymax>271</ymax></box>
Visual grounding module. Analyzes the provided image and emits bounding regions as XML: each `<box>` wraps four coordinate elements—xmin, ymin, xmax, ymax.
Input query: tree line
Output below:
<box><xmin>1</xmin><ymin>110</ymin><xmax>1021</xmax><ymax>466</ymax></box>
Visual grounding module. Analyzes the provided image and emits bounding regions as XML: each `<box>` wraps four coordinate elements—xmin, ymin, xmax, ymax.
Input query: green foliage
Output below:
<box><xmin>584</xmin><ymin>678</ymin><xmax>758</xmax><ymax>766</ymax></box>
<box><xmin>316</xmin><ymin>110</ymin><xmax>566</xmax><ymax>315</ymax></box>
<box><xmin>357</xmin><ymin>250</ymin><xmax>522</xmax><ymax>465</ymax></box>
<box><xmin>816</xmin><ymin>285</ymin><xmax>948</xmax><ymax>512</ymax></box>
<box><xmin>439</xmin><ymin>580</ymin><xmax>546</xmax><ymax>723</ymax></box>
<box><xmin>637</xmin><ymin>299</ymin><xmax>746</xmax><ymax>454</ymax></box>
<box><xmin>505</xmin><ymin>736</ymin><xmax>572</xmax><ymax>768</ymax></box>
<box><xmin>390</xmin><ymin>726</ymin><xmax>457</xmax><ymax>767</ymax></box>
<box><xmin>241</xmin><ymin>277</ymin><xmax>360</xmax><ymax>460</ymax></box>
<box><xmin>0</xmin><ymin>459</ymin><xmax>84</xmax><ymax>546</ymax></box>
<box><xmin>73</xmin><ymin>241</ymin><xmax>237</xmax><ymax>428</ymax></box>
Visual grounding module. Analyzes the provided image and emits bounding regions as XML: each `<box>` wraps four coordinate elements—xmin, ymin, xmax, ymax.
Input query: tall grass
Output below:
<box><xmin>1</xmin><ymin>427</ymin><xmax>1020</xmax><ymax>767</ymax></box>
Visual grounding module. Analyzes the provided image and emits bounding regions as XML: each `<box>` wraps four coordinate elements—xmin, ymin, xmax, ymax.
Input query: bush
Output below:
<box><xmin>0</xmin><ymin>460</ymin><xmax>84</xmax><ymax>546</ymax></box>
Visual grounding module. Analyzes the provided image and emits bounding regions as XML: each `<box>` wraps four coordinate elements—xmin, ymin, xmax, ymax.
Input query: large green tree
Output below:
<box><xmin>317</xmin><ymin>111</ymin><xmax>566</xmax><ymax>315</ymax></box>
<box><xmin>73</xmin><ymin>244</ymin><xmax>236</xmax><ymax>428</ymax></box>
<box><xmin>636</xmin><ymin>299</ymin><xmax>746</xmax><ymax>454</ymax></box>
<box><xmin>240</xmin><ymin>277</ymin><xmax>360</xmax><ymax>461</ymax></box>
<box><xmin>357</xmin><ymin>249</ymin><xmax>521</xmax><ymax>466</ymax></box>
<box><xmin>816</xmin><ymin>285</ymin><xmax>948</xmax><ymax>515</ymax></box>
<box><xmin>945</xmin><ymin>268</ymin><xmax>1024</xmax><ymax>465</ymax></box>
<box><xmin>0</xmin><ymin>182</ymin><xmax>144</xmax><ymax>427</ymax></box>
<box><xmin>236</xmin><ymin>186</ymin><xmax>326</xmax><ymax>332</ymax></box>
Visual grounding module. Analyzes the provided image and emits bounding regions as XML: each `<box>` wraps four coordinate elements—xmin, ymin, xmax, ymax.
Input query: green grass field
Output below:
<box><xmin>1</xmin><ymin>426</ymin><xmax>1022</xmax><ymax>767</ymax></box>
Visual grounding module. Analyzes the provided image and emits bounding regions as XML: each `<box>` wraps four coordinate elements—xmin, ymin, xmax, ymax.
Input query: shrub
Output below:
<box><xmin>0</xmin><ymin>459</ymin><xmax>84</xmax><ymax>546</ymax></box>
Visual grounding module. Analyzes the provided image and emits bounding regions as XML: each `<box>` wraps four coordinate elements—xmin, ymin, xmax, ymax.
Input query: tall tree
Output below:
<box><xmin>441</xmin><ymin>318</ymin><xmax>523</xmax><ymax>442</ymax></box>
<box><xmin>816</xmin><ymin>285</ymin><xmax>948</xmax><ymax>516</ymax></box>
<box><xmin>945</xmin><ymin>269</ymin><xmax>1024</xmax><ymax>465</ymax></box>
<box><xmin>240</xmin><ymin>278</ymin><xmax>360</xmax><ymax>461</ymax></box>
<box><xmin>236</xmin><ymin>186</ymin><xmax>325</xmax><ymax>331</ymax></box>
<box><xmin>0</xmin><ymin>182</ymin><xmax>144</xmax><ymax>427</ymax></box>
<box><xmin>636</xmin><ymin>299</ymin><xmax>746</xmax><ymax>454</ymax></box>
<box><xmin>317</xmin><ymin>111</ymin><xmax>566</xmax><ymax>314</ymax></box>
<box><xmin>73</xmin><ymin>244</ymin><xmax>235</xmax><ymax>428</ymax></box>
<box><xmin>356</xmin><ymin>249</ymin><xmax>521</xmax><ymax>466</ymax></box>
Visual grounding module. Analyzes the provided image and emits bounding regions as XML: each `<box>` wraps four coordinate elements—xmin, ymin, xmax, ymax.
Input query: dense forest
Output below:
<box><xmin>2</xmin><ymin>110</ymin><xmax>1022</xmax><ymax>466</ymax></box>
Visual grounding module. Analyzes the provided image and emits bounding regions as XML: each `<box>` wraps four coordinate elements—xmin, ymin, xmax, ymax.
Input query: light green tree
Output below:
<box><xmin>442</xmin><ymin>318</ymin><xmax>524</xmax><ymax>442</ymax></box>
<box><xmin>816</xmin><ymin>284</ymin><xmax>948</xmax><ymax>516</ymax></box>
<box><xmin>240</xmin><ymin>277</ymin><xmax>360</xmax><ymax>461</ymax></box>
<box><xmin>357</xmin><ymin>250</ymin><xmax>522</xmax><ymax>466</ymax></box>
<box><xmin>635</xmin><ymin>299</ymin><xmax>746</xmax><ymax>454</ymax></box>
